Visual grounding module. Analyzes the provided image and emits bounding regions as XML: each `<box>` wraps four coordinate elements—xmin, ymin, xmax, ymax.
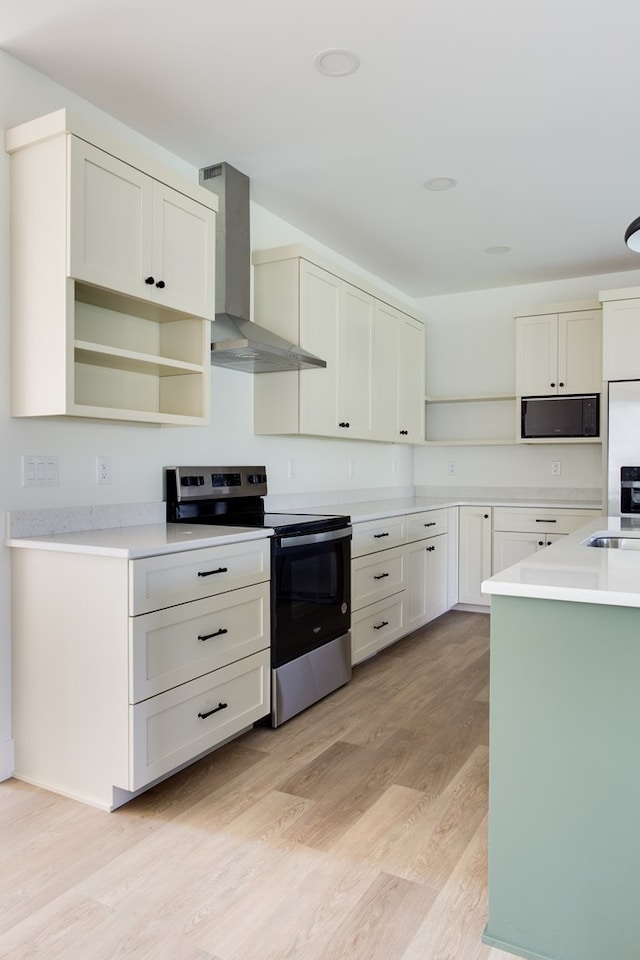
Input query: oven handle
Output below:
<box><xmin>276</xmin><ymin>525</ymin><xmax>352</xmax><ymax>549</ymax></box>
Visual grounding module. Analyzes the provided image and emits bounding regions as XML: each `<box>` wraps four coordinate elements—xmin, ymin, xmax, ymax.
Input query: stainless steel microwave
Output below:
<box><xmin>520</xmin><ymin>394</ymin><xmax>599</xmax><ymax>439</ymax></box>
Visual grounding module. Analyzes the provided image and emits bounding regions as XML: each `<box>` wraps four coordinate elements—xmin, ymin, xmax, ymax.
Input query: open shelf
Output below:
<box><xmin>74</xmin><ymin>341</ymin><xmax>203</xmax><ymax>377</ymax></box>
<box><xmin>425</xmin><ymin>395</ymin><xmax>517</xmax><ymax>445</ymax></box>
<box><xmin>425</xmin><ymin>392</ymin><xmax>516</xmax><ymax>404</ymax></box>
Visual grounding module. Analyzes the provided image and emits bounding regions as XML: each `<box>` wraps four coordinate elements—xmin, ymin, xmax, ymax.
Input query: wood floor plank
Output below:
<box><xmin>399</xmin><ymin>814</ymin><xmax>490</xmax><ymax>960</ymax></box>
<box><xmin>376</xmin><ymin>746</ymin><xmax>489</xmax><ymax>887</ymax></box>
<box><xmin>0</xmin><ymin>611</ymin><xmax>521</xmax><ymax>960</ymax></box>
<box><xmin>320</xmin><ymin>871</ymin><xmax>439</xmax><ymax>960</ymax></box>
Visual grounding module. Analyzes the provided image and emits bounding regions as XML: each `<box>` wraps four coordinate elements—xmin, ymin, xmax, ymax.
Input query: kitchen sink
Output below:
<box><xmin>583</xmin><ymin>535</ymin><xmax>640</xmax><ymax>550</ymax></box>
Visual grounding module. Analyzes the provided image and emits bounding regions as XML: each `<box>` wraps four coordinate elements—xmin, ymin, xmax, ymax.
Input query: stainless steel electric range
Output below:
<box><xmin>165</xmin><ymin>466</ymin><xmax>352</xmax><ymax>726</ymax></box>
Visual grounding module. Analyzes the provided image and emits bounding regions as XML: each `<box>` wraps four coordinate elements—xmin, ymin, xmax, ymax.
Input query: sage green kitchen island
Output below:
<box><xmin>481</xmin><ymin>516</ymin><xmax>640</xmax><ymax>960</ymax></box>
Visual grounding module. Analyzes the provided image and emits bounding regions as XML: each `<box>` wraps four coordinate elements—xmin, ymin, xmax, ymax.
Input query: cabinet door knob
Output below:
<box><xmin>558</xmin><ymin>382</ymin><xmax>564</xmax><ymax>387</ymax></box>
<box><xmin>483</xmin><ymin>514</ymin><xmax>489</xmax><ymax>519</ymax></box>
<box><xmin>538</xmin><ymin>540</ymin><xmax>544</xmax><ymax>546</ymax></box>
<box><xmin>155</xmin><ymin>280</ymin><xmax>166</xmax><ymax>289</ymax></box>
<box><xmin>550</xmin><ymin>382</ymin><xmax>556</xmax><ymax>387</ymax></box>
<box><xmin>145</xmin><ymin>276</ymin><xmax>155</xmax><ymax>285</ymax></box>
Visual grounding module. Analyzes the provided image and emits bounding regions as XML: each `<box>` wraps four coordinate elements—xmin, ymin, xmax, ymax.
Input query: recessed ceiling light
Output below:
<box><xmin>423</xmin><ymin>177</ymin><xmax>457</xmax><ymax>191</ymax></box>
<box><xmin>485</xmin><ymin>245</ymin><xmax>511</xmax><ymax>255</ymax></box>
<box><xmin>315</xmin><ymin>49</ymin><xmax>360</xmax><ymax>77</ymax></box>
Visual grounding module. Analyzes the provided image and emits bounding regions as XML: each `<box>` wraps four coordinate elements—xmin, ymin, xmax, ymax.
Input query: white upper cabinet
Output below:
<box><xmin>6</xmin><ymin>109</ymin><xmax>217</xmax><ymax>425</ymax></box>
<box><xmin>515</xmin><ymin>306</ymin><xmax>602</xmax><ymax>396</ymax></box>
<box><xmin>69</xmin><ymin>139</ymin><xmax>215</xmax><ymax>320</ymax></box>
<box><xmin>600</xmin><ymin>288</ymin><xmax>640</xmax><ymax>381</ymax></box>
<box><xmin>398</xmin><ymin>313</ymin><xmax>426</xmax><ymax>440</ymax></box>
<box><xmin>253</xmin><ymin>245</ymin><xmax>424</xmax><ymax>444</ymax></box>
<box><xmin>298</xmin><ymin>262</ymin><xmax>374</xmax><ymax>439</ymax></box>
<box><xmin>372</xmin><ymin>303</ymin><xmax>425</xmax><ymax>442</ymax></box>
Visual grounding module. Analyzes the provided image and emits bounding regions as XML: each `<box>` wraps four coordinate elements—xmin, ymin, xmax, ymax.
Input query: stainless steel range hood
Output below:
<box><xmin>199</xmin><ymin>162</ymin><xmax>326</xmax><ymax>373</ymax></box>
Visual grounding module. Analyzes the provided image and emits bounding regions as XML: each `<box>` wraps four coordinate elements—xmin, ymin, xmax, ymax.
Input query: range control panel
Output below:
<box><xmin>166</xmin><ymin>466</ymin><xmax>268</xmax><ymax>501</ymax></box>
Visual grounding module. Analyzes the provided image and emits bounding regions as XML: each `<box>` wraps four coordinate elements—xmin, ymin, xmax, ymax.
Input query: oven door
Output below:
<box><xmin>272</xmin><ymin>526</ymin><xmax>351</xmax><ymax>666</ymax></box>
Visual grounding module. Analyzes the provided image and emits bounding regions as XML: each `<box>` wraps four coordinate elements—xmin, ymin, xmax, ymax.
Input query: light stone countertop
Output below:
<box><xmin>482</xmin><ymin>516</ymin><xmax>640</xmax><ymax>608</ymax></box>
<box><xmin>5</xmin><ymin>523</ymin><xmax>273</xmax><ymax>559</ymax></box>
<box><xmin>309</xmin><ymin>496</ymin><xmax>603</xmax><ymax>523</ymax></box>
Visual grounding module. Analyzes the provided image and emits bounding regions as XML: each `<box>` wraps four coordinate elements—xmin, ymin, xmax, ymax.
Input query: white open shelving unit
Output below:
<box><xmin>424</xmin><ymin>393</ymin><xmax>518</xmax><ymax>445</ymax></box>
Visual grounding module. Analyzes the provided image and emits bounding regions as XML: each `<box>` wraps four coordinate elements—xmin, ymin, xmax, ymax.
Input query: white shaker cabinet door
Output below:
<box><xmin>69</xmin><ymin>138</ymin><xmax>152</xmax><ymax>300</ymax></box>
<box><xmin>398</xmin><ymin>315</ymin><xmax>426</xmax><ymax>441</ymax></box>
<box><xmin>516</xmin><ymin>314</ymin><xmax>558</xmax><ymax>396</ymax></box>
<box><xmin>299</xmin><ymin>260</ymin><xmax>341</xmax><ymax>436</ymax></box>
<box><xmin>372</xmin><ymin>301</ymin><xmax>400</xmax><ymax>440</ymax></box>
<box><xmin>151</xmin><ymin>181</ymin><xmax>215</xmax><ymax>319</ymax></box>
<box><xmin>339</xmin><ymin>283</ymin><xmax>374</xmax><ymax>439</ymax></box>
<box><xmin>458</xmin><ymin>506</ymin><xmax>492</xmax><ymax>606</ymax></box>
<box><xmin>559</xmin><ymin>310</ymin><xmax>602</xmax><ymax>395</ymax></box>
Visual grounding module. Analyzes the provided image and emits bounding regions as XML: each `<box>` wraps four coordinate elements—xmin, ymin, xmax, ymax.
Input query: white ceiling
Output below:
<box><xmin>3</xmin><ymin>0</ymin><xmax>640</xmax><ymax>298</ymax></box>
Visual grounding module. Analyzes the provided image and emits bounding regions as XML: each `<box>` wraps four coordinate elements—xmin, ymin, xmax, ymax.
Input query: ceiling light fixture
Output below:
<box><xmin>485</xmin><ymin>245</ymin><xmax>511</xmax><ymax>255</ymax></box>
<box><xmin>315</xmin><ymin>49</ymin><xmax>360</xmax><ymax>77</ymax></box>
<box><xmin>624</xmin><ymin>216</ymin><xmax>640</xmax><ymax>252</ymax></box>
<box><xmin>423</xmin><ymin>177</ymin><xmax>457</xmax><ymax>191</ymax></box>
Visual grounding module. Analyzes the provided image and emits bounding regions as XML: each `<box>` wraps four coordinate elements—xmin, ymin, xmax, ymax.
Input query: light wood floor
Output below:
<box><xmin>0</xmin><ymin>610</ymin><xmax>517</xmax><ymax>960</ymax></box>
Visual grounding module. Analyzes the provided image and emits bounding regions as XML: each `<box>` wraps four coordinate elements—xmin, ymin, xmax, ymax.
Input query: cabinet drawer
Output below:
<box><xmin>406</xmin><ymin>508</ymin><xmax>448</xmax><ymax>542</ymax></box>
<box><xmin>130</xmin><ymin>650</ymin><xmax>269</xmax><ymax>790</ymax></box>
<box><xmin>492</xmin><ymin>507</ymin><xmax>599</xmax><ymax>535</ymax></box>
<box><xmin>129</xmin><ymin>539</ymin><xmax>270</xmax><ymax>614</ymax></box>
<box><xmin>352</xmin><ymin>544</ymin><xmax>405</xmax><ymax>610</ymax></box>
<box><xmin>129</xmin><ymin>581</ymin><xmax>270</xmax><ymax>702</ymax></box>
<box><xmin>351</xmin><ymin>515</ymin><xmax>406</xmax><ymax>558</ymax></box>
<box><xmin>351</xmin><ymin>594</ymin><xmax>405</xmax><ymax>665</ymax></box>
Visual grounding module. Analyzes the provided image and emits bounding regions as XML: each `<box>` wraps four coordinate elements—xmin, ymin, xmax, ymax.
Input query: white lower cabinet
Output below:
<box><xmin>10</xmin><ymin>537</ymin><xmax>270</xmax><ymax>810</ymax></box>
<box><xmin>350</xmin><ymin>507</ymin><xmax>450</xmax><ymax>665</ymax></box>
<box><xmin>406</xmin><ymin>534</ymin><xmax>448</xmax><ymax>632</ymax></box>
<box><xmin>458</xmin><ymin>506</ymin><xmax>493</xmax><ymax>606</ymax></box>
<box><xmin>351</xmin><ymin>594</ymin><xmax>406</xmax><ymax>664</ymax></box>
<box><xmin>492</xmin><ymin>507</ymin><xmax>600</xmax><ymax>574</ymax></box>
<box><xmin>130</xmin><ymin>650</ymin><xmax>268</xmax><ymax>791</ymax></box>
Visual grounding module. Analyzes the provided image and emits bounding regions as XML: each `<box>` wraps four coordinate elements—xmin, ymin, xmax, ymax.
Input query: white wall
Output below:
<box><xmin>0</xmin><ymin>51</ymin><xmax>416</xmax><ymax>778</ymax></box>
<box><xmin>414</xmin><ymin>272</ymin><xmax>640</xmax><ymax>489</ymax></box>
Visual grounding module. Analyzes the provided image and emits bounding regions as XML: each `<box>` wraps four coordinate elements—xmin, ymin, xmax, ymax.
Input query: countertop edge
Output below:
<box><xmin>5</xmin><ymin>525</ymin><xmax>274</xmax><ymax>559</ymax></box>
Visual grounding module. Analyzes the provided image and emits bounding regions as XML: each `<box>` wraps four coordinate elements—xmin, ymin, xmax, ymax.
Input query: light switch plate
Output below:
<box><xmin>22</xmin><ymin>455</ymin><xmax>59</xmax><ymax>487</ymax></box>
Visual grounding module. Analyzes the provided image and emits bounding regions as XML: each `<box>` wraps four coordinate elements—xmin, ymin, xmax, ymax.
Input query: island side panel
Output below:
<box><xmin>484</xmin><ymin>594</ymin><xmax>640</xmax><ymax>960</ymax></box>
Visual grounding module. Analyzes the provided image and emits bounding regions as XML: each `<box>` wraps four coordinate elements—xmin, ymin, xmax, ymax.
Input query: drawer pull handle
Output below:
<box><xmin>373</xmin><ymin>620</ymin><xmax>389</xmax><ymax>630</ymax></box>
<box><xmin>198</xmin><ymin>702</ymin><xmax>228</xmax><ymax>720</ymax></box>
<box><xmin>535</xmin><ymin>518</ymin><xmax>557</xmax><ymax>523</ymax></box>
<box><xmin>373</xmin><ymin>572</ymin><xmax>390</xmax><ymax>580</ymax></box>
<box><xmin>198</xmin><ymin>628</ymin><xmax>229</xmax><ymax>642</ymax></box>
<box><xmin>373</xmin><ymin>532</ymin><xmax>390</xmax><ymax>539</ymax></box>
<box><xmin>427</xmin><ymin>545</ymin><xmax>435</xmax><ymax>552</ymax></box>
<box><xmin>197</xmin><ymin>566</ymin><xmax>229</xmax><ymax>577</ymax></box>
<box><xmin>424</xmin><ymin>521</ymin><xmax>437</xmax><ymax>527</ymax></box>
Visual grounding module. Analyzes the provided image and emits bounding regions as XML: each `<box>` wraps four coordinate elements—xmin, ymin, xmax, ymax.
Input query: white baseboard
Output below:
<box><xmin>0</xmin><ymin>738</ymin><xmax>15</xmax><ymax>781</ymax></box>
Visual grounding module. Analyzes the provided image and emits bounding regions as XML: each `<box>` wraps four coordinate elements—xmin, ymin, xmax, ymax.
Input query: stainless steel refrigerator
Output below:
<box><xmin>606</xmin><ymin>380</ymin><xmax>640</xmax><ymax>515</ymax></box>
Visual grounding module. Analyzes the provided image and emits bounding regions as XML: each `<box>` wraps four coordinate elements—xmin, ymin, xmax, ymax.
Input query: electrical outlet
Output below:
<box><xmin>97</xmin><ymin>455</ymin><xmax>111</xmax><ymax>485</ymax></box>
<box><xmin>551</xmin><ymin>460</ymin><xmax>561</xmax><ymax>477</ymax></box>
<box><xmin>447</xmin><ymin>461</ymin><xmax>456</xmax><ymax>476</ymax></box>
<box><xmin>22</xmin><ymin>455</ymin><xmax>59</xmax><ymax>487</ymax></box>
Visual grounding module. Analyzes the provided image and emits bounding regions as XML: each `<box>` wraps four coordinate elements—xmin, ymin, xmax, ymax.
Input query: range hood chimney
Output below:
<box><xmin>199</xmin><ymin>162</ymin><xmax>326</xmax><ymax>373</ymax></box>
